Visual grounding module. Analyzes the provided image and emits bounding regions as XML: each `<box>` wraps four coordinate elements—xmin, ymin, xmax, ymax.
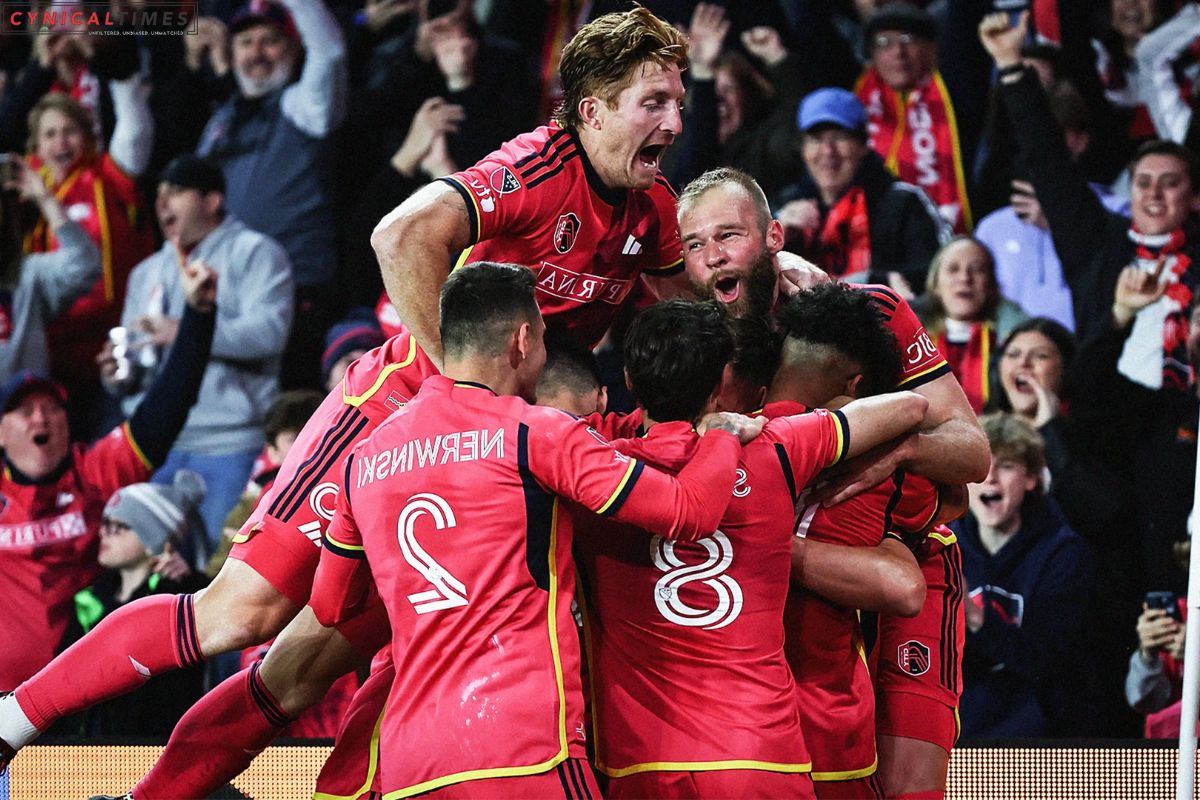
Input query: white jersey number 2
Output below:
<box><xmin>651</xmin><ymin>532</ymin><xmax>743</xmax><ymax>630</ymax></box>
<box><xmin>397</xmin><ymin>493</ymin><xmax>468</xmax><ymax>614</ymax></box>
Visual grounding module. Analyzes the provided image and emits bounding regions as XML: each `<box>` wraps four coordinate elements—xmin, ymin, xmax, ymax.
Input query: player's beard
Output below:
<box><xmin>692</xmin><ymin>250</ymin><xmax>778</xmax><ymax>321</ymax></box>
<box><xmin>235</xmin><ymin>60</ymin><xmax>294</xmax><ymax>99</ymax></box>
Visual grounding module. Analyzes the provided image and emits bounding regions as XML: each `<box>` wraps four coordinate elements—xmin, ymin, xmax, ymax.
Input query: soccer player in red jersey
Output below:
<box><xmin>371</xmin><ymin>6</ymin><xmax>691</xmax><ymax>364</ymax></box>
<box><xmin>676</xmin><ymin>168</ymin><xmax>977</xmax><ymax>797</ymax></box>
<box><xmin>763</xmin><ymin>286</ymin><xmax>960</xmax><ymax>798</ymax></box>
<box><xmin>676</xmin><ymin>167</ymin><xmax>988</xmax><ymax>493</ymax></box>
<box><xmin>575</xmin><ymin>299</ymin><xmax>929</xmax><ymax>800</ymax></box>
<box><xmin>0</xmin><ymin>6</ymin><xmax>696</xmax><ymax>774</ymax></box>
<box><xmin>0</xmin><ymin>256</ymin><xmax>214</xmax><ymax>698</ymax></box>
<box><xmin>872</xmin><ymin>525</ymin><xmax>965</xmax><ymax>800</ymax></box>
<box><xmin>307</xmin><ymin>263</ymin><xmax>755</xmax><ymax>799</ymax></box>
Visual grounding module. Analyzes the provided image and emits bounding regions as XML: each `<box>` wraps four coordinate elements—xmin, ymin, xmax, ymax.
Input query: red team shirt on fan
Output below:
<box><xmin>0</xmin><ymin>423</ymin><xmax>152</xmax><ymax>688</ymax></box>
<box><xmin>574</xmin><ymin>410</ymin><xmax>848</xmax><ymax>778</ymax></box>
<box><xmin>308</xmin><ymin>376</ymin><xmax>740</xmax><ymax>799</ymax></box>
<box><xmin>441</xmin><ymin>125</ymin><xmax>683</xmax><ymax>348</ymax></box>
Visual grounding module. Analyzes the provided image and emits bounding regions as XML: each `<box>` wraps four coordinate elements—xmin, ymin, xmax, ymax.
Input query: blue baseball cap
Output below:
<box><xmin>797</xmin><ymin>88</ymin><xmax>867</xmax><ymax>134</ymax></box>
<box><xmin>0</xmin><ymin>371</ymin><xmax>66</xmax><ymax>414</ymax></box>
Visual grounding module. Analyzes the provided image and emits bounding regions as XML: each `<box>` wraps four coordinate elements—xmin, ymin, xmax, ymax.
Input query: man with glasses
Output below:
<box><xmin>854</xmin><ymin>3</ymin><xmax>974</xmax><ymax>235</ymax></box>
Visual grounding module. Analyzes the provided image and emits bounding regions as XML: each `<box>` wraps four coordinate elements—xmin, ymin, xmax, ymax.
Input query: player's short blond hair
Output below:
<box><xmin>554</xmin><ymin>6</ymin><xmax>688</xmax><ymax>130</ymax></box>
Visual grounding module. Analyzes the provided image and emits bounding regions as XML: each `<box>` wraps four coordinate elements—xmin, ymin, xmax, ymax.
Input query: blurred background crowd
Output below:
<box><xmin>0</xmin><ymin>0</ymin><xmax>1198</xmax><ymax>744</ymax></box>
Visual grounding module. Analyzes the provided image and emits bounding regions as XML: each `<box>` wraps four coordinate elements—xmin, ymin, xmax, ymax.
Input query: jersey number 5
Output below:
<box><xmin>650</xmin><ymin>532</ymin><xmax>743</xmax><ymax>630</ymax></box>
<box><xmin>397</xmin><ymin>493</ymin><xmax>468</xmax><ymax>614</ymax></box>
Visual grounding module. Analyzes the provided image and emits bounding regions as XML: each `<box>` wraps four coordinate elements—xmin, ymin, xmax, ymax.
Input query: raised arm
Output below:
<box><xmin>982</xmin><ymin>13</ymin><xmax>1112</xmax><ymax>282</ymax></box>
<box><xmin>107</xmin><ymin>76</ymin><xmax>154</xmax><ymax>178</ymax></box>
<box><xmin>791</xmin><ymin>536</ymin><xmax>925</xmax><ymax>617</ymax></box>
<box><xmin>371</xmin><ymin>181</ymin><xmax>472</xmax><ymax>367</ymax></box>
<box><xmin>1135</xmin><ymin>3</ymin><xmax>1200</xmax><ymax>143</ymax></box>
<box><xmin>278</xmin><ymin>0</ymin><xmax>347</xmax><ymax>138</ymax></box>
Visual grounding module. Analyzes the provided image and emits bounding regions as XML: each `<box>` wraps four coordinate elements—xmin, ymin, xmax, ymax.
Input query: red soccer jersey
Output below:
<box><xmin>778</xmin><ymin>287</ymin><xmax>948</xmax><ymax>781</ymax></box>
<box><xmin>310</xmin><ymin>376</ymin><xmax>740</xmax><ymax>798</ymax></box>
<box><xmin>442</xmin><ymin>125</ymin><xmax>683</xmax><ymax>348</ymax></box>
<box><xmin>230</xmin><ymin>328</ymin><xmax>439</xmax><ymax>607</ymax></box>
<box><xmin>575</xmin><ymin>412</ymin><xmax>849</xmax><ymax>778</ymax></box>
<box><xmin>851</xmin><ymin>284</ymin><xmax>950</xmax><ymax>390</ymax></box>
<box><xmin>0</xmin><ymin>423</ymin><xmax>152</xmax><ymax>688</ymax></box>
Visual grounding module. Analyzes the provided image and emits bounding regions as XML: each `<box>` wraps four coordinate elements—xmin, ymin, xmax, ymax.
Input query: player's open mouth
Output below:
<box><xmin>713</xmin><ymin>275</ymin><xmax>741</xmax><ymax>303</ymax></box>
<box><xmin>979</xmin><ymin>492</ymin><xmax>1002</xmax><ymax>507</ymax></box>
<box><xmin>638</xmin><ymin>144</ymin><xmax>666</xmax><ymax>168</ymax></box>
<box><xmin>32</xmin><ymin>433</ymin><xmax>49</xmax><ymax>446</ymax></box>
<box><xmin>1013</xmin><ymin>375</ymin><xmax>1033</xmax><ymax>393</ymax></box>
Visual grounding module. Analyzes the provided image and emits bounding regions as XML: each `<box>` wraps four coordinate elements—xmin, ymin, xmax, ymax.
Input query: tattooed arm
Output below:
<box><xmin>371</xmin><ymin>181</ymin><xmax>473</xmax><ymax>367</ymax></box>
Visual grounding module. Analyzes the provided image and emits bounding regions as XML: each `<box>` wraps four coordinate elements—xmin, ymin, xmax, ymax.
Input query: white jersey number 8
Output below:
<box><xmin>397</xmin><ymin>493</ymin><xmax>468</xmax><ymax>614</ymax></box>
<box><xmin>651</xmin><ymin>532</ymin><xmax>743</xmax><ymax>630</ymax></box>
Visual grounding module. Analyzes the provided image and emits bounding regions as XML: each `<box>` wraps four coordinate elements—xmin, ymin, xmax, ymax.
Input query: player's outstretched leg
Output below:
<box><xmin>0</xmin><ymin>560</ymin><xmax>298</xmax><ymax>760</ymax></box>
<box><xmin>131</xmin><ymin>662</ymin><xmax>293</xmax><ymax>800</ymax></box>
<box><xmin>132</xmin><ymin>606</ymin><xmax>366</xmax><ymax>800</ymax></box>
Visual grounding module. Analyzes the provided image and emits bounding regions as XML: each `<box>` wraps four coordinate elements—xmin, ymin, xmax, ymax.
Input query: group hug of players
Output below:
<box><xmin>0</xmin><ymin>7</ymin><xmax>987</xmax><ymax>800</ymax></box>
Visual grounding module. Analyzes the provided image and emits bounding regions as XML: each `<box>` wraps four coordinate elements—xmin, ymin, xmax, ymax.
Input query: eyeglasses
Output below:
<box><xmin>873</xmin><ymin>32</ymin><xmax>916</xmax><ymax>50</ymax></box>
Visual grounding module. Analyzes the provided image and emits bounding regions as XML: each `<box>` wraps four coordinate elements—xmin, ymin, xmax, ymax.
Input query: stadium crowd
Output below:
<box><xmin>0</xmin><ymin>0</ymin><xmax>1196</xmax><ymax>797</ymax></box>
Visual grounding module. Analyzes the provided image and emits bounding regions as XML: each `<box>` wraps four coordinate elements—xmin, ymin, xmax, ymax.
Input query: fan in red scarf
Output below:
<box><xmin>1113</xmin><ymin>234</ymin><xmax>1197</xmax><ymax>393</ymax></box>
<box><xmin>855</xmin><ymin>4</ymin><xmax>973</xmax><ymax>234</ymax></box>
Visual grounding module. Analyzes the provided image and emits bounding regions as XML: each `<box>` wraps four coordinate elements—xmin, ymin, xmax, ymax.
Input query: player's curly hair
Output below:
<box><xmin>554</xmin><ymin>6</ymin><xmax>688</xmax><ymax>130</ymax></box>
<box><xmin>624</xmin><ymin>299</ymin><xmax>733</xmax><ymax>424</ymax></box>
<box><xmin>776</xmin><ymin>283</ymin><xmax>901</xmax><ymax>398</ymax></box>
<box><xmin>440</xmin><ymin>262</ymin><xmax>539</xmax><ymax>358</ymax></box>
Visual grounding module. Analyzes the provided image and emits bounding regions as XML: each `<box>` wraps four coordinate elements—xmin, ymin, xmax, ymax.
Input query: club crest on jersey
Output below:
<box><xmin>897</xmin><ymin>640</ymin><xmax>931</xmax><ymax>676</ymax></box>
<box><xmin>554</xmin><ymin>212</ymin><xmax>580</xmax><ymax>254</ymax></box>
<box><xmin>490</xmin><ymin>167</ymin><xmax>520</xmax><ymax>195</ymax></box>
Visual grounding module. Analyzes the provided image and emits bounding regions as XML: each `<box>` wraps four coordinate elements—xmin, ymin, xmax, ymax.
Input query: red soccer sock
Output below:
<box><xmin>134</xmin><ymin>663</ymin><xmax>292</xmax><ymax>800</ymax></box>
<box><xmin>16</xmin><ymin>594</ymin><xmax>202</xmax><ymax>732</ymax></box>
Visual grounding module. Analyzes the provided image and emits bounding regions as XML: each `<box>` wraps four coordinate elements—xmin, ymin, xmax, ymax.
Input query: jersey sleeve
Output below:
<box><xmin>527</xmin><ymin>413</ymin><xmax>740</xmax><ymax>542</ymax></box>
<box><xmin>78</xmin><ymin>423</ymin><xmax>154</xmax><ymax>499</ymax></box>
<box><xmin>860</xmin><ymin>284</ymin><xmax>951</xmax><ymax>389</ymax></box>
<box><xmin>766</xmin><ymin>409</ymin><xmax>851</xmax><ymax>500</ymax></box>
<box><xmin>644</xmin><ymin>176</ymin><xmax>684</xmax><ymax>275</ymax></box>
<box><xmin>309</xmin><ymin>454</ymin><xmax>373</xmax><ymax>628</ymax></box>
<box><xmin>440</xmin><ymin>134</ymin><xmax>567</xmax><ymax>247</ymax></box>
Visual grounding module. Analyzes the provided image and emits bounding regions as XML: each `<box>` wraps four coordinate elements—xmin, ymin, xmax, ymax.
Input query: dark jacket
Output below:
<box><xmin>54</xmin><ymin>569</ymin><xmax>208</xmax><ymax>738</ymax></box>
<box><xmin>1000</xmin><ymin>69</ymin><xmax>1200</xmax><ymax>345</ymax></box>
<box><xmin>776</xmin><ymin>151</ymin><xmax>947</xmax><ymax>288</ymax></box>
<box><xmin>956</xmin><ymin>497</ymin><xmax>1095</xmax><ymax>737</ymax></box>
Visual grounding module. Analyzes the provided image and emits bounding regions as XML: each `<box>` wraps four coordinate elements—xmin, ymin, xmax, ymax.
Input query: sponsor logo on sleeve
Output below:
<box><xmin>466</xmin><ymin>176</ymin><xmax>496</xmax><ymax>213</ymax></box>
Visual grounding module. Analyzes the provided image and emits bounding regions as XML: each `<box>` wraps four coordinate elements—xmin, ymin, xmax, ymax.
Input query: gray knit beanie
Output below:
<box><xmin>102</xmin><ymin>471</ymin><xmax>206</xmax><ymax>555</ymax></box>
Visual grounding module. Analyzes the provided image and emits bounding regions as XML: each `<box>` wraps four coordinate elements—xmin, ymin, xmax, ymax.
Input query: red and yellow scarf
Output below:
<box><xmin>855</xmin><ymin>68</ymin><xmax>972</xmax><ymax>233</ymax></box>
<box><xmin>935</xmin><ymin>320</ymin><xmax>992</xmax><ymax>415</ymax></box>
<box><xmin>807</xmin><ymin>186</ymin><xmax>872</xmax><ymax>278</ymax></box>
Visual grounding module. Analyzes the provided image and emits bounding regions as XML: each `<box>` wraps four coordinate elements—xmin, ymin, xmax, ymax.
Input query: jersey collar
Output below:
<box><xmin>568</xmin><ymin>128</ymin><xmax>627</xmax><ymax>208</ymax></box>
